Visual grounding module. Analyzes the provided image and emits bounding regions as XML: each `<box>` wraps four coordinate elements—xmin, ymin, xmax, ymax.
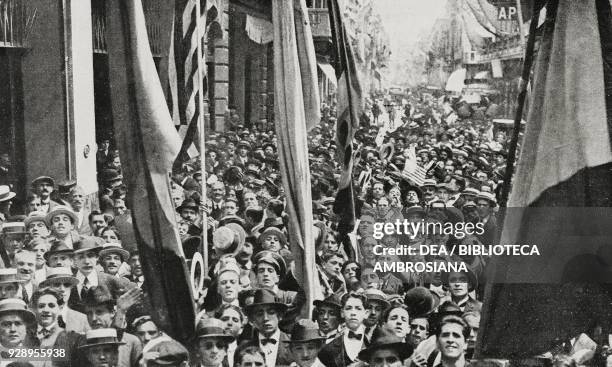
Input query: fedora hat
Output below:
<box><xmin>31</xmin><ymin>176</ymin><xmax>55</xmax><ymax>188</ymax></box>
<box><xmin>195</xmin><ymin>318</ymin><xmax>235</xmax><ymax>342</ymax></box>
<box><xmin>0</xmin><ymin>269</ymin><xmax>24</xmax><ymax>285</ymax></box>
<box><xmin>253</xmin><ymin>250</ymin><xmax>287</xmax><ymax>276</ymax></box>
<box><xmin>44</xmin><ymin>240</ymin><xmax>74</xmax><ymax>260</ymax></box>
<box><xmin>212</xmin><ymin>226</ymin><xmax>244</xmax><ymax>257</ymax></box>
<box><xmin>364</xmin><ymin>288</ymin><xmax>390</xmax><ymax>308</ymax></box>
<box><xmin>440</xmin><ymin>265</ymin><xmax>478</xmax><ymax>292</ymax></box>
<box><xmin>99</xmin><ymin>169</ymin><xmax>123</xmax><ymax>183</ymax></box>
<box><xmin>99</xmin><ymin>243</ymin><xmax>130</xmax><ymax>262</ymax></box>
<box><xmin>73</xmin><ymin>236</ymin><xmax>102</xmax><ymax>255</ymax></box>
<box><xmin>358</xmin><ymin>327</ymin><xmax>413</xmax><ymax>362</ymax></box>
<box><xmin>24</xmin><ymin>211</ymin><xmax>48</xmax><ymax>229</ymax></box>
<box><xmin>284</xmin><ymin>319</ymin><xmax>326</xmax><ymax>344</ymax></box>
<box><xmin>0</xmin><ymin>186</ymin><xmax>15</xmax><ymax>203</ymax></box>
<box><xmin>79</xmin><ymin>328</ymin><xmax>126</xmax><ymax>350</ymax></box>
<box><xmin>0</xmin><ymin>298</ymin><xmax>35</xmax><ymax>324</ymax></box>
<box><xmin>404</xmin><ymin>287</ymin><xmax>440</xmax><ymax>318</ymax></box>
<box><xmin>176</xmin><ymin>198</ymin><xmax>199</xmax><ymax>214</ymax></box>
<box><xmin>39</xmin><ymin>267</ymin><xmax>78</xmax><ymax>288</ymax></box>
<box><xmin>243</xmin><ymin>288</ymin><xmax>288</xmax><ymax>316</ymax></box>
<box><xmin>46</xmin><ymin>205</ymin><xmax>78</xmax><ymax>226</ymax></box>
<box><xmin>313</xmin><ymin>293</ymin><xmax>342</xmax><ymax>310</ymax></box>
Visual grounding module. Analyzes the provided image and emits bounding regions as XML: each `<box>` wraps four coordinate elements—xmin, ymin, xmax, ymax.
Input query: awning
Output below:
<box><xmin>317</xmin><ymin>62</ymin><xmax>337</xmax><ymax>87</ymax></box>
<box><xmin>445</xmin><ymin>68</ymin><xmax>466</xmax><ymax>93</ymax></box>
<box><xmin>245</xmin><ymin>14</ymin><xmax>273</xmax><ymax>44</ymax></box>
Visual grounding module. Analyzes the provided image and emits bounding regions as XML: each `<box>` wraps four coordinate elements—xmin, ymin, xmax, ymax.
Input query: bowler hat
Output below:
<box><xmin>404</xmin><ymin>287</ymin><xmax>440</xmax><ymax>318</ymax></box>
<box><xmin>243</xmin><ymin>288</ymin><xmax>288</xmax><ymax>316</ymax></box>
<box><xmin>79</xmin><ymin>328</ymin><xmax>126</xmax><ymax>350</ymax></box>
<box><xmin>73</xmin><ymin>236</ymin><xmax>102</xmax><ymax>255</ymax></box>
<box><xmin>358</xmin><ymin>327</ymin><xmax>413</xmax><ymax>362</ymax></box>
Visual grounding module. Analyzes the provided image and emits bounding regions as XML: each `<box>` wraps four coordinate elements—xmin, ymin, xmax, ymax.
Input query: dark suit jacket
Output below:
<box><xmin>318</xmin><ymin>333</ymin><xmax>366</xmax><ymax>367</ymax></box>
<box><xmin>250</xmin><ymin>331</ymin><xmax>293</xmax><ymax>367</ymax></box>
<box><xmin>68</xmin><ymin>271</ymin><xmax>136</xmax><ymax>313</ymax></box>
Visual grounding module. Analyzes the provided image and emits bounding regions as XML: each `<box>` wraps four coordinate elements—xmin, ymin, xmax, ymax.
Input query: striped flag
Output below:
<box><xmin>401</xmin><ymin>165</ymin><xmax>427</xmax><ymax>187</ymax></box>
<box><xmin>106</xmin><ymin>0</ymin><xmax>195</xmax><ymax>344</ymax></box>
<box><xmin>169</xmin><ymin>0</ymin><xmax>219</xmax><ymax>161</ymax></box>
<box><xmin>328</xmin><ymin>0</ymin><xmax>363</xmax><ymax>237</ymax></box>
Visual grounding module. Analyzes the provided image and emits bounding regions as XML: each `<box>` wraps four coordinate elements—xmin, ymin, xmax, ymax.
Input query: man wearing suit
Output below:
<box><xmin>242</xmin><ymin>289</ymin><xmax>293</xmax><ymax>367</ymax></box>
<box><xmin>13</xmin><ymin>249</ymin><xmax>37</xmax><ymax>304</ymax></box>
<box><xmin>67</xmin><ymin>236</ymin><xmax>135</xmax><ymax>313</ymax></box>
<box><xmin>40</xmin><ymin>266</ymin><xmax>90</xmax><ymax>334</ymax></box>
<box><xmin>69</xmin><ymin>185</ymin><xmax>92</xmax><ymax>235</ymax></box>
<box><xmin>439</xmin><ymin>268</ymin><xmax>482</xmax><ymax>313</ymax></box>
<box><xmin>31</xmin><ymin>176</ymin><xmax>62</xmax><ymax>214</ymax></box>
<box><xmin>318</xmin><ymin>292</ymin><xmax>370</xmax><ymax>367</ymax></box>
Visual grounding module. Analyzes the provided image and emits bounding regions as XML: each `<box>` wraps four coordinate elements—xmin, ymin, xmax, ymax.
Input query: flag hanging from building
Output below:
<box><xmin>169</xmin><ymin>0</ymin><xmax>220</xmax><ymax>161</ymax></box>
<box><xmin>328</xmin><ymin>0</ymin><xmax>363</xmax><ymax>238</ymax></box>
<box><xmin>272</xmin><ymin>0</ymin><xmax>321</xmax><ymax>315</ymax></box>
<box><xmin>476</xmin><ymin>0</ymin><xmax>612</xmax><ymax>358</ymax></box>
<box><xmin>106</xmin><ymin>0</ymin><xmax>195</xmax><ymax>344</ymax></box>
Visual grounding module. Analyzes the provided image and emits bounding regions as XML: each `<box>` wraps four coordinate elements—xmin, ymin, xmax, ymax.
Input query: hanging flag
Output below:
<box><xmin>169</xmin><ymin>0</ymin><xmax>219</xmax><ymax>162</ymax></box>
<box><xmin>106</xmin><ymin>0</ymin><xmax>195</xmax><ymax>344</ymax></box>
<box><xmin>328</xmin><ymin>0</ymin><xmax>363</xmax><ymax>238</ymax></box>
<box><xmin>272</xmin><ymin>0</ymin><xmax>321</xmax><ymax>315</ymax></box>
<box><xmin>476</xmin><ymin>0</ymin><xmax>612</xmax><ymax>358</ymax></box>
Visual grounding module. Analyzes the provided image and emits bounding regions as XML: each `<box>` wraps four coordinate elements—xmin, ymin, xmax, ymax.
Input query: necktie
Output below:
<box><xmin>81</xmin><ymin>277</ymin><xmax>89</xmax><ymax>299</ymax></box>
<box><xmin>57</xmin><ymin>315</ymin><xmax>66</xmax><ymax>329</ymax></box>
<box><xmin>261</xmin><ymin>338</ymin><xmax>277</xmax><ymax>346</ymax></box>
<box><xmin>38</xmin><ymin>328</ymin><xmax>52</xmax><ymax>339</ymax></box>
<box><xmin>348</xmin><ymin>331</ymin><xmax>362</xmax><ymax>340</ymax></box>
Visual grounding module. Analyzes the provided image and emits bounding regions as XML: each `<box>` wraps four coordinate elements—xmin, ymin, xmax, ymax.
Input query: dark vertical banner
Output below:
<box><xmin>106</xmin><ymin>0</ymin><xmax>196</xmax><ymax>344</ymax></box>
<box><xmin>328</xmin><ymin>0</ymin><xmax>363</xmax><ymax>240</ymax></box>
<box><xmin>476</xmin><ymin>0</ymin><xmax>612</xmax><ymax>358</ymax></box>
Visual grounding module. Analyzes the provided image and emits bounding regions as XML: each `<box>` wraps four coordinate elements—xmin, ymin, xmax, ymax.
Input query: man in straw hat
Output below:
<box><xmin>357</xmin><ymin>327</ymin><xmax>414</xmax><ymax>367</ymax></box>
<box><xmin>194</xmin><ymin>318</ymin><xmax>235</xmax><ymax>367</ymax></box>
<box><xmin>0</xmin><ymin>298</ymin><xmax>37</xmax><ymax>352</ymax></box>
<box><xmin>78</xmin><ymin>328</ymin><xmax>126</xmax><ymax>367</ymax></box>
<box><xmin>24</xmin><ymin>211</ymin><xmax>50</xmax><ymax>240</ymax></box>
<box><xmin>46</xmin><ymin>205</ymin><xmax>79</xmax><ymax>248</ymax></box>
<box><xmin>285</xmin><ymin>319</ymin><xmax>327</xmax><ymax>367</ymax></box>
<box><xmin>98</xmin><ymin>243</ymin><xmax>130</xmax><ymax>278</ymax></box>
<box><xmin>40</xmin><ymin>266</ymin><xmax>89</xmax><ymax>334</ymax></box>
<box><xmin>241</xmin><ymin>288</ymin><xmax>292</xmax><ymax>367</ymax></box>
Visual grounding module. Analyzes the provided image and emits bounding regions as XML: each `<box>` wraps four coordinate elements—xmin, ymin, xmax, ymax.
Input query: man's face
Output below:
<box><xmin>219</xmin><ymin>308</ymin><xmax>242</xmax><ymax>337</ymax></box>
<box><xmin>255</xmin><ymin>263</ymin><xmax>279</xmax><ymax>289</ymax></box>
<box><xmin>409</xmin><ymin>318</ymin><xmax>429</xmax><ymax>346</ymax></box>
<box><xmin>0</xmin><ymin>314</ymin><xmax>26</xmax><ymax>347</ymax></box>
<box><xmin>197</xmin><ymin>337</ymin><xmax>228</xmax><ymax>367</ymax></box>
<box><xmin>0</xmin><ymin>283</ymin><xmax>18</xmax><ymax>300</ymax></box>
<box><xmin>322</xmin><ymin>256</ymin><xmax>344</xmax><ymax>279</ymax></box>
<box><xmin>217</xmin><ymin>271</ymin><xmax>240</xmax><ymax>303</ymax></box>
<box><xmin>476</xmin><ymin>200</ymin><xmax>491</xmax><ymax>218</ymax></box>
<box><xmin>369</xmin><ymin>349</ymin><xmax>402</xmax><ymax>367</ymax></box>
<box><xmin>244</xmin><ymin>193</ymin><xmax>258</xmax><ymax>208</ymax></box>
<box><xmin>27</xmin><ymin>198</ymin><xmax>42</xmax><ymax>213</ymax></box>
<box><xmin>135</xmin><ymin>320</ymin><xmax>161</xmax><ymax>345</ymax></box>
<box><xmin>237</xmin><ymin>242</ymin><xmax>253</xmax><ymax>263</ymax></box>
<box><xmin>102</xmin><ymin>230</ymin><xmax>120</xmax><ymax>244</ymax></box>
<box><xmin>101</xmin><ymin>253</ymin><xmax>122</xmax><ymax>276</ymax></box>
<box><xmin>85</xmin><ymin>305</ymin><xmax>114</xmax><ymax>329</ymax></box>
<box><xmin>180</xmin><ymin>208</ymin><xmax>198</xmax><ymax>222</ymax></box>
<box><xmin>35</xmin><ymin>294</ymin><xmax>61</xmax><ymax>328</ymax></box>
<box><xmin>32</xmin><ymin>244</ymin><xmax>48</xmax><ymax>268</ymax></box>
<box><xmin>28</xmin><ymin>221</ymin><xmax>50</xmax><ymax>239</ymax></box>
<box><xmin>361</xmin><ymin>269</ymin><xmax>380</xmax><ymax>289</ymax></box>
<box><xmin>3</xmin><ymin>235</ymin><xmax>24</xmax><ymax>256</ymax></box>
<box><xmin>341</xmin><ymin>297</ymin><xmax>368</xmax><ymax>331</ymax></box>
<box><xmin>223</xmin><ymin>201</ymin><xmax>238</xmax><ymax>216</ymax></box>
<box><xmin>250</xmin><ymin>305</ymin><xmax>279</xmax><ymax>336</ymax></box>
<box><xmin>316</xmin><ymin>305</ymin><xmax>340</xmax><ymax>334</ymax></box>
<box><xmin>437</xmin><ymin>323</ymin><xmax>467</xmax><ymax>360</ymax></box>
<box><xmin>71</xmin><ymin>192</ymin><xmax>85</xmax><ymax>211</ymax></box>
<box><xmin>14</xmin><ymin>252</ymin><xmax>36</xmax><ymax>283</ymax></box>
<box><xmin>464</xmin><ymin>315</ymin><xmax>479</xmax><ymax>350</ymax></box>
<box><xmin>358</xmin><ymin>215</ymin><xmax>375</xmax><ymax>237</ymax></box>
<box><xmin>51</xmin><ymin>214</ymin><xmax>74</xmax><ymax>236</ymax></box>
<box><xmin>172</xmin><ymin>192</ymin><xmax>184</xmax><ymax>208</ymax></box>
<box><xmin>129</xmin><ymin>255</ymin><xmax>142</xmax><ymax>277</ymax></box>
<box><xmin>212</xmin><ymin>183</ymin><xmax>225</xmax><ymax>201</ymax></box>
<box><xmin>36</xmin><ymin>183</ymin><xmax>53</xmax><ymax>199</ymax></box>
<box><xmin>49</xmin><ymin>280</ymin><xmax>74</xmax><ymax>303</ymax></box>
<box><xmin>423</xmin><ymin>186</ymin><xmax>436</xmax><ymax>200</ymax></box>
<box><xmin>437</xmin><ymin>188</ymin><xmax>449</xmax><ymax>202</ymax></box>
<box><xmin>48</xmin><ymin>253</ymin><xmax>73</xmax><ymax>269</ymax></box>
<box><xmin>406</xmin><ymin>190</ymin><xmax>419</xmax><ymax>204</ymax></box>
<box><xmin>90</xmin><ymin>215</ymin><xmax>106</xmax><ymax>234</ymax></box>
<box><xmin>290</xmin><ymin>342</ymin><xmax>322</xmax><ymax>367</ymax></box>
<box><xmin>86</xmin><ymin>345</ymin><xmax>120</xmax><ymax>367</ymax></box>
<box><xmin>113</xmin><ymin>199</ymin><xmax>127</xmax><ymax>216</ymax></box>
<box><xmin>373</xmin><ymin>184</ymin><xmax>385</xmax><ymax>199</ymax></box>
<box><xmin>365</xmin><ymin>300</ymin><xmax>385</xmax><ymax>327</ymax></box>
<box><xmin>448</xmin><ymin>272</ymin><xmax>469</xmax><ymax>298</ymax></box>
<box><xmin>262</xmin><ymin>235</ymin><xmax>281</xmax><ymax>252</ymax></box>
<box><xmin>75</xmin><ymin>251</ymin><xmax>99</xmax><ymax>276</ymax></box>
<box><xmin>342</xmin><ymin>263</ymin><xmax>359</xmax><ymax>283</ymax></box>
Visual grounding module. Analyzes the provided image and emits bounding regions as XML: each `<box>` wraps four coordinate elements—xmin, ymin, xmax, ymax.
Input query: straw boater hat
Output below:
<box><xmin>0</xmin><ymin>186</ymin><xmax>16</xmax><ymax>203</ymax></box>
<box><xmin>79</xmin><ymin>328</ymin><xmax>126</xmax><ymax>350</ymax></box>
<box><xmin>476</xmin><ymin>191</ymin><xmax>497</xmax><ymax>206</ymax></box>
<box><xmin>98</xmin><ymin>243</ymin><xmax>130</xmax><ymax>262</ymax></box>
<box><xmin>358</xmin><ymin>327</ymin><xmax>414</xmax><ymax>362</ymax></box>
<box><xmin>284</xmin><ymin>319</ymin><xmax>326</xmax><ymax>344</ymax></box>
<box><xmin>243</xmin><ymin>288</ymin><xmax>288</xmax><ymax>316</ymax></box>
<box><xmin>0</xmin><ymin>269</ymin><xmax>24</xmax><ymax>285</ymax></box>
<box><xmin>40</xmin><ymin>267</ymin><xmax>78</xmax><ymax>288</ymax></box>
<box><xmin>363</xmin><ymin>288</ymin><xmax>391</xmax><ymax>309</ymax></box>
<box><xmin>212</xmin><ymin>225</ymin><xmax>244</xmax><ymax>257</ymax></box>
<box><xmin>2</xmin><ymin>222</ymin><xmax>26</xmax><ymax>235</ymax></box>
<box><xmin>0</xmin><ymin>298</ymin><xmax>36</xmax><ymax>324</ymax></box>
<box><xmin>195</xmin><ymin>318</ymin><xmax>235</xmax><ymax>342</ymax></box>
<box><xmin>46</xmin><ymin>205</ymin><xmax>78</xmax><ymax>226</ymax></box>
<box><xmin>24</xmin><ymin>211</ymin><xmax>48</xmax><ymax>229</ymax></box>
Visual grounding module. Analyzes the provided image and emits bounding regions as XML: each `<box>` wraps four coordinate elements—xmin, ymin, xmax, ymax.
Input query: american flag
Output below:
<box><xmin>169</xmin><ymin>0</ymin><xmax>219</xmax><ymax>161</ymax></box>
<box><xmin>329</xmin><ymin>0</ymin><xmax>363</xmax><ymax>238</ymax></box>
<box><xmin>401</xmin><ymin>164</ymin><xmax>427</xmax><ymax>187</ymax></box>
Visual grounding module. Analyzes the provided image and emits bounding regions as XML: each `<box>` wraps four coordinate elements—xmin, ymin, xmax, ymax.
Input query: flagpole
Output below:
<box><xmin>195</xmin><ymin>0</ymin><xmax>208</xmax><ymax>273</ymax></box>
<box><xmin>515</xmin><ymin>0</ymin><xmax>526</xmax><ymax>49</ymax></box>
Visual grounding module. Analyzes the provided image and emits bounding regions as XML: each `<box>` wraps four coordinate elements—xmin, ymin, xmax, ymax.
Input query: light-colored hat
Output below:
<box><xmin>2</xmin><ymin>222</ymin><xmax>26</xmax><ymax>235</ymax></box>
<box><xmin>40</xmin><ymin>267</ymin><xmax>78</xmax><ymax>288</ymax></box>
<box><xmin>46</xmin><ymin>205</ymin><xmax>78</xmax><ymax>226</ymax></box>
<box><xmin>0</xmin><ymin>186</ymin><xmax>16</xmax><ymax>203</ymax></box>
<box><xmin>0</xmin><ymin>269</ymin><xmax>24</xmax><ymax>285</ymax></box>
<box><xmin>98</xmin><ymin>243</ymin><xmax>130</xmax><ymax>262</ymax></box>
<box><xmin>79</xmin><ymin>328</ymin><xmax>126</xmax><ymax>350</ymax></box>
<box><xmin>24</xmin><ymin>211</ymin><xmax>48</xmax><ymax>228</ymax></box>
<box><xmin>0</xmin><ymin>298</ymin><xmax>35</xmax><ymax>323</ymax></box>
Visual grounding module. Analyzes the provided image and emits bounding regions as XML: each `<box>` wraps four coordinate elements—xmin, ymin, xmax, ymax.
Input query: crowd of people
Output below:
<box><xmin>0</xmin><ymin>90</ymin><xmax>592</xmax><ymax>367</ymax></box>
